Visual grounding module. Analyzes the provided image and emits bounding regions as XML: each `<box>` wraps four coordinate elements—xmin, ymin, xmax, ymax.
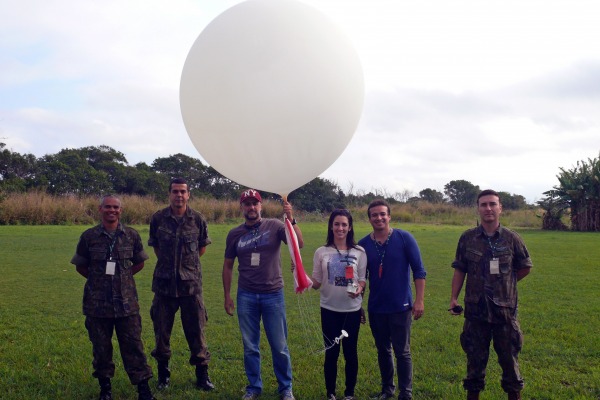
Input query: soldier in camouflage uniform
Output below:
<box><xmin>148</xmin><ymin>178</ymin><xmax>214</xmax><ymax>391</ymax></box>
<box><xmin>449</xmin><ymin>189</ymin><xmax>533</xmax><ymax>400</ymax></box>
<box><xmin>71</xmin><ymin>194</ymin><xmax>155</xmax><ymax>400</ymax></box>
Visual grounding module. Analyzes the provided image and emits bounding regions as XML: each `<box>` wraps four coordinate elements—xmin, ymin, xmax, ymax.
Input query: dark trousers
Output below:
<box><xmin>85</xmin><ymin>314</ymin><xmax>153</xmax><ymax>385</ymax></box>
<box><xmin>150</xmin><ymin>294</ymin><xmax>210</xmax><ymax>366</ymax></box>
<box><xmin>369</xmin><ymin>309</ymin><xmax>413</xmax><ymax>399</ymax></box>
<box><xmin>460</xmin><ymin>318</ymin><xmax>524</xmax><ymax>393</ymax></box>
<box><xmin>321</xmin><ymin>307</ymin><xmax>361</xmax><ymax>397</ymax></box>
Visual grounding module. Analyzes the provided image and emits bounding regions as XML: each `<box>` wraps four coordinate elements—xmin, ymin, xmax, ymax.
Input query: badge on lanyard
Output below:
<box><xmin>251</xmin><ymin>252</ymin><xmax>260</xmax><ymax>267</ymax></box>
<box><xmin>345</xmin><ymin>266</ymin><xmax>354</xmax><ymax>279</ymax></box>
<box><xmin>106</xmin><ymin>231</ymin><xmax>119</xmax><ymax>275</ymax></box>
<box><xmin>489</xmin><ymin>258</ymin><xmax>499</xmax><ymax>275</ymax></box>
<box><xmin>106</xmin><ymin>259</ymin><xmax>116</xmax><ymax>275</ymax></box>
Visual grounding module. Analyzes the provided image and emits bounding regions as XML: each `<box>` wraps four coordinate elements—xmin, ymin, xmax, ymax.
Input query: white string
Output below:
<box><xmin>294</xmin><ymin>290</ymin><xmax>325</xmax><ymax>354</ymax></box>
<box><xmin>293</xmin><ymin>285</ymin><xmax>349</xmax><ymax>354</ymax></box>
<box><xmin>322</xmin><ymin>330</ymin><xmax>348</xmax><ymax>352</ymax></box>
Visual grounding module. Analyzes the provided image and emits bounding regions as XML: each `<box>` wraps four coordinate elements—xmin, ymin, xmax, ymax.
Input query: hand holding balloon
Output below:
<box><xmin>282</xmin><ymin>201</ymin><xmax>294</xmax><ymax>223</ymax></box>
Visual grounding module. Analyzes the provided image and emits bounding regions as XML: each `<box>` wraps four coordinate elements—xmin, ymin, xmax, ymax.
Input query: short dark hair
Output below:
<box><xmin>169</xmin><ymin>178</ymin><xmax>188</xmax><ymax>192</ymax></box>
<box><xmin>99</xmin><ymin>194</ymin><xmax>121</xmax><ymax>207</ymax></box>
<box><xmin>367</xmin><ymin>199</ymin><xmax>390</xmax><ymax>218</ymax></box>
<box><xmin>325</xmin><ymin>209</ymin><xmax>357</xmax><ymax>249</ymax></box>
<box><xmin>477</xmin><ymin>189</ymin><xmax>500</xmax><ymax>204</ymax></box>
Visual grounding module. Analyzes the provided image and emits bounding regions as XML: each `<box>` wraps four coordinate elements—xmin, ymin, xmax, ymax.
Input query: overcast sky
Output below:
<box><xmin>2</xmin><ymin>0</ymin><xmax>599</xmax><ymax>203</ymax></box>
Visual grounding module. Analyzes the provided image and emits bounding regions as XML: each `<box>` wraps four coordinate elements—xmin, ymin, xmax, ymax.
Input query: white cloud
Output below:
<box><xmin>2</xmin><ymin>0</ymin><xmax>600</xmax><ymax>203</ymax></box>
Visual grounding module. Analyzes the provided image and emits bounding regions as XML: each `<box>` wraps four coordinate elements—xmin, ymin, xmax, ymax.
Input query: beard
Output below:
<box><xmin>244</xmin><ymin>210</ymin><xmax>261</xmax><ymax>221</ymax></box>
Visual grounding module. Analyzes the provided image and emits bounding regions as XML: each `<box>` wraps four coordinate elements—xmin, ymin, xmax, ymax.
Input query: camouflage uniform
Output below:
<box><xmin>71</xmin><ymin>223</ymin><xmax>153</xmax><ymax>384</ymax></box>
<box><xmin>452</xmin><ymin>225</ymin><xmax>533</xmax><ymax>393</ymax></box>
<box><xmin>148</xmin><ymin>206</ymin><xmax>212</xmax><ymax>366</ymax></box>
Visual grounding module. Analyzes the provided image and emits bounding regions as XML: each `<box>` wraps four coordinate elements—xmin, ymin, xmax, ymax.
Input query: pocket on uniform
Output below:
<box><xmin>466</xmin><ymin>248</ymin><xmax>483</xmax><ymax>263</ymax></box>
<box><xmin>184</xmin><ymin>235</ymin><xmax>198</xmax><ymax>252</ymax></box>
<box><xmin>498</xmin><ymin>252</ymin><xmax>511</xmax><ymax>274</ymax></box>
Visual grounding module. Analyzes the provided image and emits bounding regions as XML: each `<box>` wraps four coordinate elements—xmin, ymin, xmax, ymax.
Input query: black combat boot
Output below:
<box><xmin>195</xmin><ymin>365</ymin><xmax>215</xmax><ymax>391</ymax></box>
<box><xmin>157</xmin><ymin>361</ymin><xmax>170</xmax><ymax>390</ymax></box>
<box><xmin>467</xmin><ymin>391</ymin><xmax>480</xmax><ymax>400</ymax></box>
<box><xmin>137</xmin><ymin>379</ymin><xmax>156</xmax><ymax>400</ymax></box>
<box><xmin>98</xmin><ymin>378</ymin><xmax>112</xmax><ymax>400</ymax></box>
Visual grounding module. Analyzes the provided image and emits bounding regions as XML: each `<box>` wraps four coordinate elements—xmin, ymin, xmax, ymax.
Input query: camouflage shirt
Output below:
<box><xmin>71</xmin><ymin>223</ymin><xmax>149</xmax><ymax>318</ymax></box>
<box><xmin>148</xmin><ymin>206</ymin><xmax>211</xmax><ymax>297</ymax></box>
<box><xmin>452</xmin><ymin>225</ymin><xmax>533</xmax><ymax>323</ymax></box>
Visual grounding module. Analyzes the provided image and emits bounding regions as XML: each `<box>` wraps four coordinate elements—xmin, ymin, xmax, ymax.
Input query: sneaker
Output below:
<box><xmin>342</xmin><ymin>397</ymin><xmax>356</xmax><ymax>400</ymax></box>
<box><xmin>281</xmin><ymin>391</ymin><xmax>296</xmax><ymax>400</ymax></box>
<box><xmin>327</xmin><ymin>395</ymin><xmax>336</xmax><ymax>400</ymax></box>
<box><xmin>242</xmin><ymin>392</ymin><xmax>260</xmax><ymax>400</ymax></box>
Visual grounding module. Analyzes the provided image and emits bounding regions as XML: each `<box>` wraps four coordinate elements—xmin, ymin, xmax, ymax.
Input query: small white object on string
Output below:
<box><xmin>334</xmin><ymin>330</ymin><xmax>349</xmax><ymax>344</ymax></box>
<box><xmin>321</xmin><ymin>329</ymin><xmax>349</xmax><ymax>352</ymax></box>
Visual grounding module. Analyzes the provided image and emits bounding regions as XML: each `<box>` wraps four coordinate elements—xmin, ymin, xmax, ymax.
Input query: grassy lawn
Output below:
<box><xmin>0</xmin><ymin>223</ymin><xmax>598</xmax><ymax>399</ymax></box>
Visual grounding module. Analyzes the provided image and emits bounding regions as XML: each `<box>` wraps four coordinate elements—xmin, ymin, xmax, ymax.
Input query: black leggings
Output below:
<box><xmin>321</xmin><ymin>307</ymin><xmax>361</xmax><ymax>397</ymax></box>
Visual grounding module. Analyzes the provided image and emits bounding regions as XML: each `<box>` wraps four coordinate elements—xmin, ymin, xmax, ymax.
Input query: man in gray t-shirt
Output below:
<box><xmin>222</xmin><ymin>189</ymin><xmax>303</xmax><ymax>400</ymax></box>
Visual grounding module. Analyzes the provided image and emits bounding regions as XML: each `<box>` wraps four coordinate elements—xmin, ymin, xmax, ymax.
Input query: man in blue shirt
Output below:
<box><xmin>358</xmin><ymin>199</ymin><xmax>426</xmax><ymax>400</ymax></box>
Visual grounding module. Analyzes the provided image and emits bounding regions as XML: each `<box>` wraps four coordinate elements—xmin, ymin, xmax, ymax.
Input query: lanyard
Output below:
<box><xmin>332</xmin><ymin>243</ymin><xmax>350</xmax><ymax>263</ymax></box>
<box><xmin>106</xmin><ymin>230</ymin><xmax>120</xmax><ymax>260</ymax></box>
<box><xmin>252</xmin><ymin>227</ymin><xmax>260</xmax><ymax>251</ymax></box>
<box><xmin>486</xmin><ymin>235</ymin><xmax>498</xmax><ymax>258</ymax></box>
<box><xmin>371</xmin><ymin>229</ymin><xmax>392</xmax><ymax>278</ymax></box>
<box><xmin>245</xmin><ymin>221</ymin><xmax>262</xmax><ymax>251</ymax></box>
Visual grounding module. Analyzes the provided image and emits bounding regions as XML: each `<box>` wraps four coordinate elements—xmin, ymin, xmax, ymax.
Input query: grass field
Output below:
<box><xmin>0</xmin><ymin>222</ymin><xmax>598</xmax><ymax>400</ymax></box>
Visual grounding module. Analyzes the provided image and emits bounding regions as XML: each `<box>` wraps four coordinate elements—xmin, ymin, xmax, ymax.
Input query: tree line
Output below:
<box><xmin>2</xmin><ymin>143</ymin><xmax>599</xmax><ymax>230</ymax></box>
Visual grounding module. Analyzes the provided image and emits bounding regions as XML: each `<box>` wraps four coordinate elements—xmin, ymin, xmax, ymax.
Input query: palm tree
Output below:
<box><xmin>542</xmin><ymin>153</ymin><xmax>600</xmax><ymax>231</ymax></box>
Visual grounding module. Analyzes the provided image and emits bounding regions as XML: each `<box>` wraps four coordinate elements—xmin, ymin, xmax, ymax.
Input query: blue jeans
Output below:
<box><xmin>369</xmin><ymin>310</ymin><xmax>413</xmax><ymax>399</ymax></box>
<box><xmin>237</xmin><ymin>288</ymin><xmax>293</xmax><ymax>395</ymax></box>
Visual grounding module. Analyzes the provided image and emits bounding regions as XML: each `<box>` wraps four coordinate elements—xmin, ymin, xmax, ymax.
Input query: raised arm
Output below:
<box><xmin>283</xmin><ymin>201</ymin><xmax>303</xmax><ymax>248</ymax></box>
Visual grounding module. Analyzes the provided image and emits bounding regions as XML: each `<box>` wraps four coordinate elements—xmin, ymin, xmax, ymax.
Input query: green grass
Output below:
<box><xmin>0</xmin><ymin>223</ymin><xmax>598</xmax><ymax>399</ymax></box>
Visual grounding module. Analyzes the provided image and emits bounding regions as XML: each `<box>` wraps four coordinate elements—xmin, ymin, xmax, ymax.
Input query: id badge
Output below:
<box><xmin>106</xmin><ymin>260</ymin><xmax>116</xmax><ymax>275</ymax></box>
<box><xmin>251</xmin><ymin>252</ymin><xmax>260</xmax><ymax>267</ymax></box>
<box><xmin>489</xmin><ymin>258</ymin><xmax>499</xmax><ymax>275</ymax></box>
<box><xmin>345</xmin><ymin>266</ymin><xmax>354</xmax><ymax>279</ymax></box>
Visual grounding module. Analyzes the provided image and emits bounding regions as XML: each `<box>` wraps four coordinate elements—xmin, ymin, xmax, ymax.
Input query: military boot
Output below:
<box><xmin>467</xmin><ymin>392</ymin><xmax>479</xmax><ymax>400</ymax></box>
<box><xmin>508</xmin><ymin>392</ymin><xmax>521</xmax><ymax>400</ymax></box>
<box><xmin>98</xmin><ymin>378</ymin><xmax>112</xmax><ymax>400</ymax></box>
<box><xmin>157</xmin><ymin>361</ymin><xmax>170</xmax><ymax>390</ymax></box>
<box><xmin>195</xmin><ymin>365</ymin><xmax>215</xmax><ymax>391</ymax></box>
<box><xmin>137</xmin><ymin>379</ymin><xmax>156</xmax><ymax>400</ymax></box>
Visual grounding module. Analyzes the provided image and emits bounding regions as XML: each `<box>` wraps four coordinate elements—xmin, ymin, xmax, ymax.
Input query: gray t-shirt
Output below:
<box><xmin>225</xmin><ymin>219</ymin><xmax>287</xmax><ymax>293</ymax></box>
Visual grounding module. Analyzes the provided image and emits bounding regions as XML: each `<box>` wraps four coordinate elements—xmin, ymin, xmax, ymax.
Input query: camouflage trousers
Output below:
<box><xmin>150</xmin><ymin>294</ymin><xmax>211</xmax><ymax>366</ymax></box>
<box><xmin>85</xmin><ymin>314</ymin><xmax>153</xmax><ymax>385</ymax></box>
<box><xmin>460</xmin><ymin>318</ymin><xmax>524</xmax><ymax>393</ymax></box>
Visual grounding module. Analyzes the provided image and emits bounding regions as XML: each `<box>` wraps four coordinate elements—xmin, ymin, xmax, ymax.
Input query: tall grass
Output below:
<box><xmin>0</xmin><ymin>192</ymin><xmax>543</xmax><ymax>228</ymax></box>
<box><xmin>0</xmin><ymin>223</ymin><xmax>598</xmax><ymax>399</ymax></box>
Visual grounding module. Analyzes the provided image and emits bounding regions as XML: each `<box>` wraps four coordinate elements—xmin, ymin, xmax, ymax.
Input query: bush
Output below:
<box><xmin>0</xmin><ymin>193</ymin><xmax>543</xmax><ymax>228</ymax></box>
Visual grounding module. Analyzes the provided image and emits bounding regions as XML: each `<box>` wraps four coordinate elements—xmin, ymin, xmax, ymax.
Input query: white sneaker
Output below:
<box><xmin>242</xmin><ymin>392</ymin><xmax>260</xmax><ymax>400</ymax></box>
<box><xmin>281</xmin><ymin>391</ymin><xmax>295</xmax><ymax>400</ymax></box>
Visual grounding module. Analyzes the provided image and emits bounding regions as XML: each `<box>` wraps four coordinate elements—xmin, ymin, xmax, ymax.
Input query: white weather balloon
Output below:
<box><xmin>180</xmin><ymin>0</ymin><xmax>364</xmax><ymax>196</ymax></box>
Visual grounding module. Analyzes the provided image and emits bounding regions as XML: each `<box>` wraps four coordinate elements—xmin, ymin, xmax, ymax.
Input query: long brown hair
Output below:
<box><xmin>325</xmin><ymin>209</ymin><xmax>358</xmax><ymax>249</ymax></box>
